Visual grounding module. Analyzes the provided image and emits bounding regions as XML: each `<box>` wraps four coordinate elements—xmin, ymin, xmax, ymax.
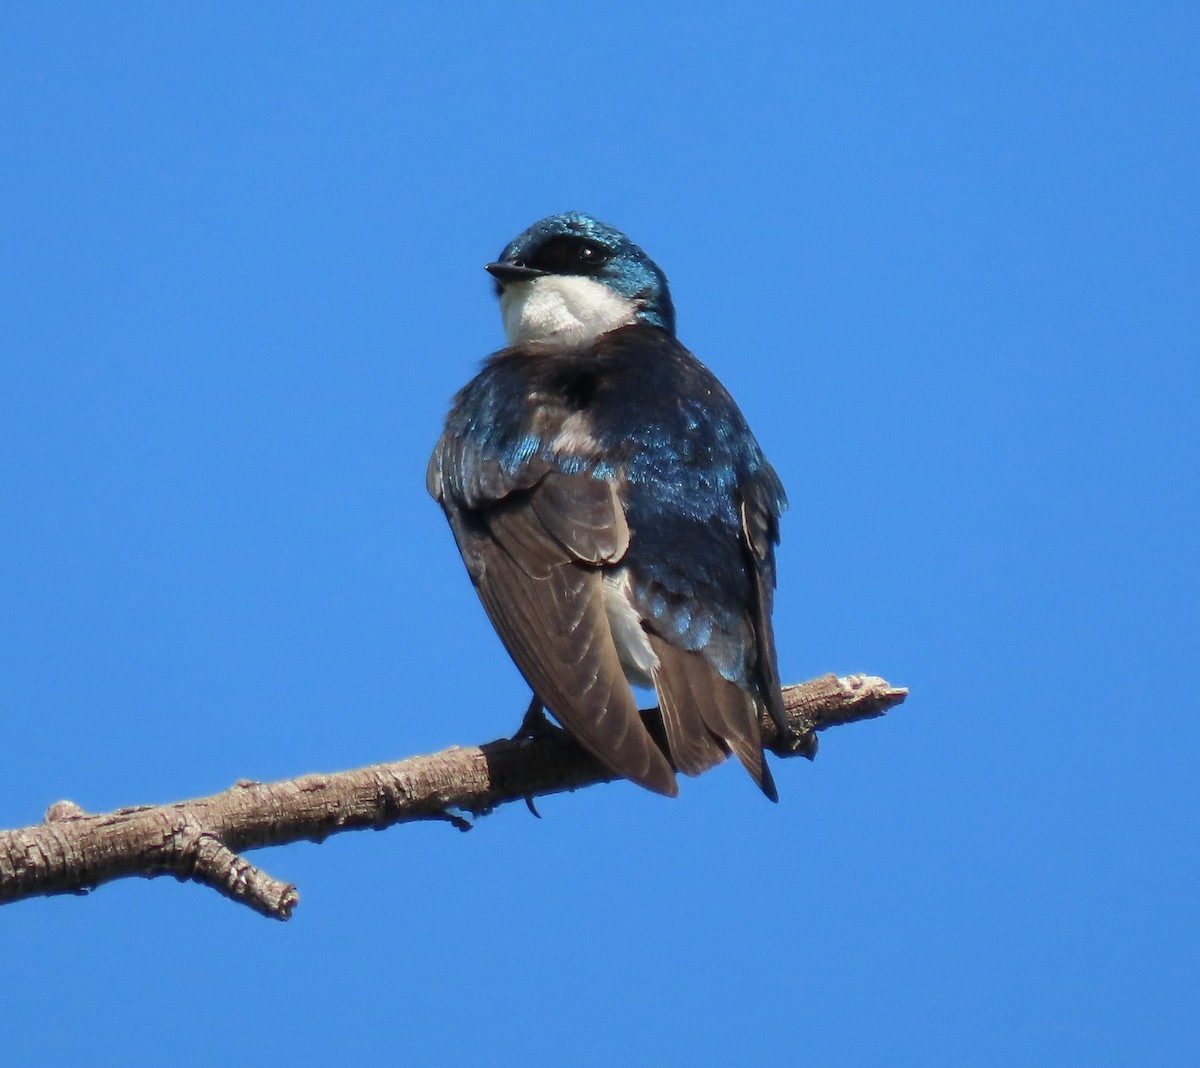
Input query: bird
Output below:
<box><xmin>427</xmin><ymin>211</ymin><xmax>791</xmax><ymax>799</ymax></box>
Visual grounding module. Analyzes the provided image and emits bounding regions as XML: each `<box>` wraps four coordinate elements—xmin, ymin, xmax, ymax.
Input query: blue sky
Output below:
<box><xmin>2</xmin><ymin>4</ymin><xmax>1197</xmax><ymax>1065</ymax></box>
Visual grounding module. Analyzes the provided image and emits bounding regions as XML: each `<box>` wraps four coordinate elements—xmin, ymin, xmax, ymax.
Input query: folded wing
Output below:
<box><xmin>432</xmin><ymin>459</ymin><xmax>679</xmax><ymax>796</ymax></box>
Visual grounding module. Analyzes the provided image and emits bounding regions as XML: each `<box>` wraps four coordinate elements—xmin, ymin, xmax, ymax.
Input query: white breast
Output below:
<box><xmin>500</xmin><ymin>275</ymin><xmax>637</xmax><ymax>346</ymax></box>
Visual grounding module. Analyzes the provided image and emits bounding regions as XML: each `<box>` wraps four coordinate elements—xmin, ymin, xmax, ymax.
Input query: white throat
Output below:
<box><xmin>500</xmin><ymin>275</ymin><xmax>637</xmax><ymax>346</ymax></box>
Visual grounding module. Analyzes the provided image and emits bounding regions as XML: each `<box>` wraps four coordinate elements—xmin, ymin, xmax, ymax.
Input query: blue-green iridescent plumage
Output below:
<box><xmin>437</xmin><ymin>330</ymin><xmax>785</xmax><ymax>682</ymax></box>
<box><xmin>429</xmin><ymin>212</ymin><xmax>789</xmax><ymax>798</ymax></box>
<box><xmin>494</xmin><ymin>211</ymin><xmax>676</xmax><ymax>335</ymax></box>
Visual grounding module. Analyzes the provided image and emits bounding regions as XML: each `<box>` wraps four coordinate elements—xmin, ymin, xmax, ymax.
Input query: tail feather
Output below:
<box><xmin>649</xmin><ymin>635</ymin><xmax>777</xmax><ymax>801</ymax></box>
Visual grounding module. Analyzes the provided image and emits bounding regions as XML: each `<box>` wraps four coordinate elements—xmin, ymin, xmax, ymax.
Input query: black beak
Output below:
<box><xmin>485</xmin><ymin>261</ymin><xmax>549</xmax><ymax>285</ymax></box>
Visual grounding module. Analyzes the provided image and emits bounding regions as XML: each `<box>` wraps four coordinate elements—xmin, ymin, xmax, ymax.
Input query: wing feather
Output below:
<box><xmin>443</xmin><ymin>468</ymin><xmax>677</xmax><ymax>796</ymax></box>
<box><xmin>740</xmin><ymin>487</ymin><xmax>789</xmax><ymax>736</ymax></box>
<box><xmin>530</xmin><ymin>473</ymin><xmax>630</xmax><ymax>564</ymax></box>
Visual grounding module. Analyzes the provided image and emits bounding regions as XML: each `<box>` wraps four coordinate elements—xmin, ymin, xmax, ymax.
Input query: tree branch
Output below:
<box><xmin>0</xmin><ymin>673</ymin><xmax>906</xmax><ymax>920</ymax></box>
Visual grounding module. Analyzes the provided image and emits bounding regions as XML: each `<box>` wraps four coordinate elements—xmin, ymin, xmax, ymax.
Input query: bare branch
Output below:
<box><xmin>0</xmin><ymin>673</ymin><xmax>906</xmax><ymax>920</ymax></box>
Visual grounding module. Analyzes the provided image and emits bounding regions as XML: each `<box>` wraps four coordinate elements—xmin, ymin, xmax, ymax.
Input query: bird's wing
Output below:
<box><xmin>739</xmin><ymin>478</ymin><xmax>789</xmax><ymax>736</ymax></box>
<box><xmin>629</xmin><ymin>470</ymin><xmax>785</xmax><ymax>800</ymax></box>
<box><xmin>426</xmin><ymin>426</ymin><xmax>549</xmax><ymax>511</ymax></box>
<box><xmin>434</xmin><ymin>457</ymin><xmax>678</xmax><ymax>797</ymax></box>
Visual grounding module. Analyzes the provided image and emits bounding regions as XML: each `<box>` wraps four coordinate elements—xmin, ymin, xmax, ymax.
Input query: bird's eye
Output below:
<box><xmin>527</xmin><ymin>236</ymin><xmax>611</xmax><ymax>275</ymax></box>
<box><xmin>572</xmin><ymin>240</ymin><xmax>610</xmax><ymax>270</ymax></box>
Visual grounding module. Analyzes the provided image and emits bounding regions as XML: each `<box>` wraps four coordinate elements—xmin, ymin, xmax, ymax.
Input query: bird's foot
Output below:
<box><xmin>778</xmin><ymin>727</ymin><xmax>818</xmax><ymax>759</ymax></box>
<box><xmin>509</xmin><ymin>697</ymin><xmax>560</xmax><ymax>819</ymax></box>
<box><xmin>510</xmin><ymin>696</ymin><xmax>564</xmax><ymax>743</ymax></box>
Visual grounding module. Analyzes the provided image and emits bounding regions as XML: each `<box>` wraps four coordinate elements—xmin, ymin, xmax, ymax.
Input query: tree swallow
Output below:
<box><xmin>428</xmin><ymin>212</ymin><xmax>790</xmax><ymax>799</ymax></box>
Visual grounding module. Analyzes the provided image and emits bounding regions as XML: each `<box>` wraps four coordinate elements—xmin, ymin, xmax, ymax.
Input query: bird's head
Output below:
<box><xmin>486</xmin><ymin>212</ymin><xmax>676</xmax><ymax>346</ymax></box>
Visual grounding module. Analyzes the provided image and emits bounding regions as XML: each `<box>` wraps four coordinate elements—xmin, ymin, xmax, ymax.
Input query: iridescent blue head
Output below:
<box><xmin>486</xmin><ymin>212</ymin><xmax>676</xmax><ymax>346</ymax></box>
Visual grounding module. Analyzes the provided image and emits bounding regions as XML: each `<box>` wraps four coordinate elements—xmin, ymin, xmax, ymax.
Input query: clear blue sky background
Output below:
<box><xmin>2</xmin><ymin>5</ymin><xmax>1196</xmax><ymax>1065</ymax></box>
